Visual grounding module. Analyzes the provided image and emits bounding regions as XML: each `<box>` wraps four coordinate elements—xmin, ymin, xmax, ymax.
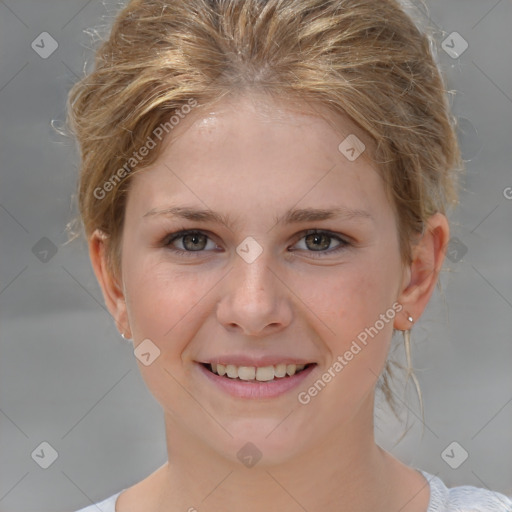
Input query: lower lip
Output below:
<box><xmin>196</xmin><ymin>363</ymin><xmax>316</xmax><ymax>399</ymax></box>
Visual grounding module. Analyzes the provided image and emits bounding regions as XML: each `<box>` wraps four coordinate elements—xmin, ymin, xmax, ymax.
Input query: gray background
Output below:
<box><xmin>0</xmin><ymin>0</ymin><xmax>511</xmax><ymax>510</ymax></box>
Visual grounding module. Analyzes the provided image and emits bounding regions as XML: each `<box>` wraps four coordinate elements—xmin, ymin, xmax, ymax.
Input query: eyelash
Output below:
<box><xmin>162</xmin><ymin>228</ymin><xmax>351</xmax><ymax>258</ymax></box>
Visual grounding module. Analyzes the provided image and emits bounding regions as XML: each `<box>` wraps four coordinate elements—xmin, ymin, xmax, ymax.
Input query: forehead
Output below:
<box><xmin>164</xmin><ymin>93</ymin><xmax>377</xmax><ymax>163</ymax></box>
<box><xmin>125</xmin><ymin>93</ymin><xmax>387</xmax><ymax>223</ymax></box>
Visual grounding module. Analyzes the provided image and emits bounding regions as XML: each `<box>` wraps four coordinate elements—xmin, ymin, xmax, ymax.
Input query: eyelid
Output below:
<box><xmin>164</xmin><ymin>229</ymin><xmax>219</xmax><ymax>253</ymax></box>
<box><xmin>292</xmin><ymin>228</ymin><xmax>352</xmax><ymax>245</ymax></box>
<box><xmin>289</xmin><ymin>228</ymin><xmax>351</xmax><ymax>256</ymax></box>
<box><xmin>162</xmin><ymin>228</ymin><xmax>351</xmax><ymax>257</ymax></box>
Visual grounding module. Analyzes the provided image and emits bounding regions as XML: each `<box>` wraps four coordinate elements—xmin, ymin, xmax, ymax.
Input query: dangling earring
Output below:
<box><xmin>402</xmin><ymin>314</ymin><xmax>425</xmax><ymax>423</ymax></box>
<box><xmin>403</xmin><ymin>314</ymin><xmax>414</xmax><ymax>369</ymax></box>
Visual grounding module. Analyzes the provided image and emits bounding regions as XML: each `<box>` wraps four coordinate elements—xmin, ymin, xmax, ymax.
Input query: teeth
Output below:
<box><xmin>238</xmin><ymin>366</ymin><xmax>256</xmax><ymax>381</ymax></box>
<box><xmin>208</xmin><ymin>362</ymin><xmax>309</xmax><ymax>381</ymax></box>
<box><xmin>226</xmin><ymin>364</ymin><xmax>238</xmax><ymax>378</ymax></box>
<box><xmin>256</xmin><ymin>366</ymin><xmax>274</xmax><ymax>381</ymax></box>
<box><xmin>275</xmin><ymin>363</ymin><xmax>287</xmax><ymax>378</ymax></box>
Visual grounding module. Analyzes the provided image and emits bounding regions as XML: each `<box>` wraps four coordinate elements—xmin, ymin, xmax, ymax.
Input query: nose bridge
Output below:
<box><xmin>231</xmin><ymin>247</ymin><xmax>277</xmax><ymax>303</ymax></box>
<box><xmin>216</xmin><ymin>247</ymin><xmax>292</xmax><ymax>335</ymax></box>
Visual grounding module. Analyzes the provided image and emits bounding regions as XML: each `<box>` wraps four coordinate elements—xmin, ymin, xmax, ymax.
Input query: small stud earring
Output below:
<box><xmin>408</xmin><ymin>315</ymin><xmax>414</xmax><ymax>323</ymax></box>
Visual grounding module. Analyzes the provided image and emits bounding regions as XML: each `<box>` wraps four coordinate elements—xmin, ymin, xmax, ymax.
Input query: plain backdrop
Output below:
<box><xmin>0</xmin><ymin>0</ymin><xmax>511</xmax><ymax>510</ymax></box>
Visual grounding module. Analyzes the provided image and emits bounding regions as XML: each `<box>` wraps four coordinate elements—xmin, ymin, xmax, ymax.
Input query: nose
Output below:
<box><xmin>216</xmin><ymin>251</ymin><xmax>293</xmax><ymax>337</ymax></box>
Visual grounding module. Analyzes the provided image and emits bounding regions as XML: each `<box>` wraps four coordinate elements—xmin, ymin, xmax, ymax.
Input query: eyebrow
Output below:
<box><xmin>143</xmin><ymin>205</ymin><xmax>373</xmax><ymax>229</ymax></box>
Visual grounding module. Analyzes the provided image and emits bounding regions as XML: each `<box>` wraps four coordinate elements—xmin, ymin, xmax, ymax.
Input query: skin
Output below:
<box><xmin>90</xmin><ymin>92</ymin><xmax>449</xmax><ymax>512</ymax></box>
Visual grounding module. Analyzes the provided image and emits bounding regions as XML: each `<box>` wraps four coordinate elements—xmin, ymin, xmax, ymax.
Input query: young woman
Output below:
<box><xmin>66</xmin><ymin>0</ymin><xmax>512</xmax><ymax>510</ymax></box>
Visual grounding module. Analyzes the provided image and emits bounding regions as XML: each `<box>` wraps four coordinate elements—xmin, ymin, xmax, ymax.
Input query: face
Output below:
<box><xmin>98</xmin><ymin>94</ymin><xmax>414</xmax><ymax>466</ymax></box>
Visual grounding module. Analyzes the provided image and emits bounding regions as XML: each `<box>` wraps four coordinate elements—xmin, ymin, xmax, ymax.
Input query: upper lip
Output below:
<box><xmin>197</xmin><ymin>356</ymin><xmax>316</xmax><ymax>367</ymax></box>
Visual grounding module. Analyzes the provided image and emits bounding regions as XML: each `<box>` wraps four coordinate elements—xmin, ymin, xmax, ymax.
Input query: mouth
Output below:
<box><xmin>201</xmin><ymin>362</ymin><xmax>315</xmax><ymax>382</ymax></box>
<box><xmin>196</xmin><ymin>356</ymin><xmax>318</xmax><ymax>399</ymax></box>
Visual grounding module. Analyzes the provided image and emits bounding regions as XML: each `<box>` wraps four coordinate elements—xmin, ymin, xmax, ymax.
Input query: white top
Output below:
<box><xmin>74</xmin><ymin>470</ymin><xmax>512</xmax><ymax>512</ymax></box>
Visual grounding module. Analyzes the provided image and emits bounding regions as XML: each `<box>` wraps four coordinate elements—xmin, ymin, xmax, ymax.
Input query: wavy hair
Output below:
<box><xmin>65</xmin><ymin>0</ymin><xmax>463</xmax><ymax>419</ymax></box>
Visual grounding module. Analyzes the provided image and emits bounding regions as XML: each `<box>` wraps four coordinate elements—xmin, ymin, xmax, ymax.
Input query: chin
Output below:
<box><xmin>217</xmin><ymin>423</ymin><xmax>309</xmax><ymax>468</ymax></box>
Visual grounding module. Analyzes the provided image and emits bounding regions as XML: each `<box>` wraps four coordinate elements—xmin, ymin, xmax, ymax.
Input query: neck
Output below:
<box><xmin>149</xmin><ymin>397</ymin><xmax>413</xmax><ymax>512</ymax></box>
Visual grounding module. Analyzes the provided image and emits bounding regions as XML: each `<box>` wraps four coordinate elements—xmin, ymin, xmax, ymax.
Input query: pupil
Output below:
<box><xmin>307</xmin><ymin>233</ymin><xmax>329</xmax><ymax>251</ymax></box>
<box><xmin>185</xmin><ymin>233</ymin><xmax>205</xmax><ymax>250</ymax></box>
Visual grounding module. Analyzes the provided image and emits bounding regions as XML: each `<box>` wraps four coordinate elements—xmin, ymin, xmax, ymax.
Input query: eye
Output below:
<box><xmin>162</xmin><ymin>228</ymin><xmax>350</xmax><ymax>258</ymax></box>
<box><xmin>290</xmin><ymin>229</ymin><xmax>350</xmax><ymax>256</ymax></box>
<box><xmin>163</xmin><ymin>229</ymin><xmax>218</xmax><ymax>255</ymax></box>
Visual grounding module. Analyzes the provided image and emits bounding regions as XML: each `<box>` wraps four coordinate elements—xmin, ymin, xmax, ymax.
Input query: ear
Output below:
<box><xmin>89</xmin><ymin>229</ymin><xmax>132</xmax><ymax>339</ymax></box>
<box><xmin>394</xmin><ymin>212</ymin><xmax>450</xmax><ymax>330</ymax></box>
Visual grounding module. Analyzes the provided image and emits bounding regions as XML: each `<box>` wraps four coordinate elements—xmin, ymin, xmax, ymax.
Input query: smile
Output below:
<box><xmin>203</xmin><ymin>362</ymin><xmax>313</xmax><ymax>381</ymax></box>
<box><xmin>197</xmin><ymin>361</ymin><xmax>317</xmax><ymax>399</ymax></box>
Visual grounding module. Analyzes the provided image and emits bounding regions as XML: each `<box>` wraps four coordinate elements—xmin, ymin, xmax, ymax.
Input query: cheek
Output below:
<box><xmin>123</xmin><ymin>261</ymin><xmax>219</xmax><ymax>404</ymax></box>
<box><xmin>124</xmin><ymin>257</ymin><xmax>216</xmax><ymax>351</ymax></box>
<box><xmin>300</xmin><ymin>252</ymin><xmax>400</xmax><ymax>365</ymax></box>
<box><xmin>311</xmin><ymin>265</ymin><xmax>397</xmax><ymax>329</ymax></box>
<box><xmin>301</xmin><ymin>269</ymin><xmax>399</xmax><ymax>408</ymax></box>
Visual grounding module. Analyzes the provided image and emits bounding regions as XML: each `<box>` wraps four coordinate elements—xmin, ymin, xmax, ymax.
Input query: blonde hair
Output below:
<box><xmin>65</xmin><ymin>0</ymin><xmax>463</xmax><ymax>418</ymax></box>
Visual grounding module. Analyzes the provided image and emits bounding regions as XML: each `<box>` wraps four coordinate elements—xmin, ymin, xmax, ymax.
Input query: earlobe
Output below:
<box><xmin>88</xmin><ymin>229</ymin><xmax>132</xmax><ymax>339</ymax></box>
<box><xmin>394</xmin><ymin>213</ymin><xmax>450</xmax><ymax>330</ymax></box>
